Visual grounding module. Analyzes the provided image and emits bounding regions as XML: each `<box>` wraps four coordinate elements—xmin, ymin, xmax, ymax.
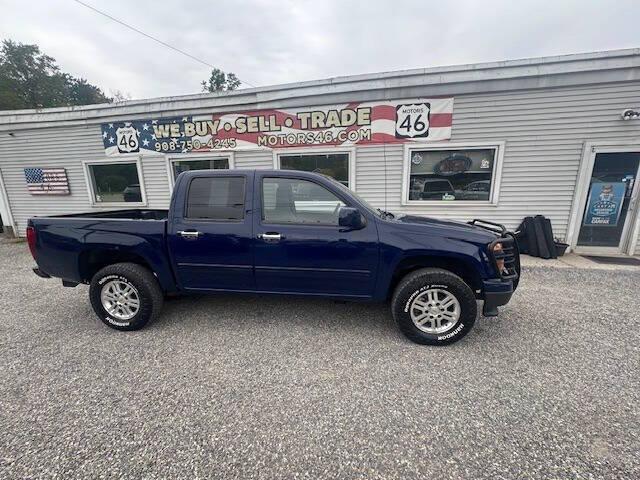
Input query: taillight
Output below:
<box><xmin>26</xmin><ymin>226</ymin><xmax>37</xmax><ymax>260</ymax></box>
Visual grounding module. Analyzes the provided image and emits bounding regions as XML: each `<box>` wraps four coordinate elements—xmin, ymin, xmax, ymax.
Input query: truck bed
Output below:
<box><xmin>28</xmin><ymin>210</ymin><xmax>174</xmax><ymax>291</ymax></box>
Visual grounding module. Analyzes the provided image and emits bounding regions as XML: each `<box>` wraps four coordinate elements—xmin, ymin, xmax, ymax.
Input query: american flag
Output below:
<box><xmin>24</xmin><ymin>168</ymin><xmax>70</xmax><ymax>195</ymax></box>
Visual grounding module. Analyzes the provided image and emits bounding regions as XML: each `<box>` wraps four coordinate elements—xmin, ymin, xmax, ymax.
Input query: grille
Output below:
<box><xmin>489</xmin><ymin>235</ymin><xmax>520</xmax><ymax>280</ymax></box>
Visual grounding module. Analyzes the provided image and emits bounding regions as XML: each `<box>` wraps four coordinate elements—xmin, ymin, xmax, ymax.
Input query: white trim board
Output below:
<box><xmin>165</xmin><ymin>151</ymin><xmax>235</xmax><ymax>191</ymax></box>
<box><xmin>272</xmin><ymin>146</ymin><xmax>357</xmax><ymax>190</ymax></box>
<box><xmin>82</xmin><ymin>156</ymin><xmax>148</xmax><ymax>208</ymax></box>
<box><xmin>566</xmin><ymin>140</ymin><xmax>640</xmax><ymax>255</ymax></box>
<box><xmin>401</xmin><ymin>141</ymin><xmax>506</xmax><ymax>207</ymax></box>
<box><xmin>0</xmin><ymin>169</ymin><xmax>16</xmax><ymax>233</ymax></box>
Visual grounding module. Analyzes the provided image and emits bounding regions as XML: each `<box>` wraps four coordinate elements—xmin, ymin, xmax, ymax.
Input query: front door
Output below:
<box><xmin>168</xmin><ymin>171</ymin><xmax>254</xmax><ymax>291</ymax></box>
<box><xmin>253</xmin><ymin>173</ymin><xmax>379</xmax><ymax>297</ymax></box>
<box><xmin>576</xmin><ymin>151</ymin><xmax>640</xmax><ymax>254</ymax></box>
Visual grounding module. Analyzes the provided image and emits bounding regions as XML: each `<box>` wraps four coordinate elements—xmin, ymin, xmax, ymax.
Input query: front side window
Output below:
<box><xmin>172</xmin><ymin>157</ymin><xmax>229</xmax><ymax>182</ymax></box>
<box><xmin>407</xmin><ymin>148</ymin><xmax>497</xmax><ymax>202</ymax></box>
<box><xmin>88</xmin><ymin>162</ymin><xmax>142</xmax><ymax>203</ymax></box>
<box><xmin>262</xmin><ymin>178</ymin><xmax>345</xmax><ymax>225</ymax></box>
<box><xmin>186</xmin><ymin>176</ymin><xmax>245</xmax><ymax>220</ymax></box>
<box><xmin>279</xmin><ymin>153</ymin><xmax>349</xmax><ymax>187</ymax></box>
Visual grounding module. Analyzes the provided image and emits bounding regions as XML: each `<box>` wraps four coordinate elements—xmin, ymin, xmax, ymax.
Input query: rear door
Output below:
<box><xmin>168</xmin><ymin>170</ymin><xmax>254</xmax><ymax>291</ymax></box>
<box><xmin>252</xmin><ymin>172</ymin><xmax>379</xmax><ymax>297</ymax></box>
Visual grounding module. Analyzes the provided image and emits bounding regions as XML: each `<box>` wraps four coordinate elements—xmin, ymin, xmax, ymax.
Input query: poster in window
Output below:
<box><xmin>583</xmin><ymin>182</ymin><xmax>626</xmax><ymax>226</ymax></box>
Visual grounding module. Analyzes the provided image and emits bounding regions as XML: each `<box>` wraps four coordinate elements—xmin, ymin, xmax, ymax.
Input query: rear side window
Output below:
<box><xmin>186</xmin><ymin>176</ymin><xmax>245</xmax><ymax>220</ymax></box>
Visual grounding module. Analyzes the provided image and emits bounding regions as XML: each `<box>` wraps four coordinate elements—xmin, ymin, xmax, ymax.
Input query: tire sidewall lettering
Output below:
<box><xmin>437</xmin><ymin>323</ymin><xmax>464</xmax><ymax>341</ymax></box>
<box><xmin>403</xmin><ymin>283</ymin><xmax>451</xmax><ymax>313</ymax></box>
<box><xmin>105</xmin><ymin>316</ymin><xmax>131</xmax><ymax>327</ymax></box>
<box><xmin>98</xmin><ymin>274</ymin><xmax>131</xmax><ymax>286</ymax></box>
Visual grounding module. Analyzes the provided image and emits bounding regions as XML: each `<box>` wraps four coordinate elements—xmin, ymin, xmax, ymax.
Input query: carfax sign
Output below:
<box><xmin>101</xmin><ymin>98</ymin><xmax>453</xmax><ymax>155</ymax></box>
<box><xmin>583</xmin><ymin>182</ymin><xmax>626</xmax><ymax>226</ymax></box>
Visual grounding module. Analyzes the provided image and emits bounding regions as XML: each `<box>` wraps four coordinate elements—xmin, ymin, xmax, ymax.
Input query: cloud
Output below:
<box><xmin>1</xmin><ymin>0</ymin><xmax>638</xmax><ymax>100</ymax></box>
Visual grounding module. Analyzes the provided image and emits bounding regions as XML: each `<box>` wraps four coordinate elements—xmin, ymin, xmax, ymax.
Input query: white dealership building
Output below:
<box><xmin>0</xmin><ymin>48</ymin><xmax>639</xmax><ymax>255</ymax></box>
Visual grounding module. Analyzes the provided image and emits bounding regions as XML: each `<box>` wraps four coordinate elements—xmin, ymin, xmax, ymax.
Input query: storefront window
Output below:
<box><xmin>171</xmin><ymin>157</ymin><xmax>229</xmax><ymax>181</ymax></box>
<box><xmin>279</xmin><ymin>153</ymin><xmax>350</xmax><ymax>187</ymax></box>
<box><xmin>407</xmin><ymin>148</ymin><xmax>497</xmax><ymax>202</ymax></box>
<box><xmin>88</xmin><ymin>162</ymin><xmax>143</xmax><ymax>203</ymax></box>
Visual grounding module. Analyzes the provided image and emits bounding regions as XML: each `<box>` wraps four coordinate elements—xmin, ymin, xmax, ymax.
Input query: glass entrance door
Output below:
<box><xmin>577</xmin><ymin>152</ymin><xmax>640</xmax><ymax>252</ymax></box>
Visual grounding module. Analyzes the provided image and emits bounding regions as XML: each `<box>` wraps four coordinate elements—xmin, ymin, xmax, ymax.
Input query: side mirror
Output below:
<box><xmin>338</xmin><ymin>206</ymin><xmax>366</xmax><ymax>230</ymax></box>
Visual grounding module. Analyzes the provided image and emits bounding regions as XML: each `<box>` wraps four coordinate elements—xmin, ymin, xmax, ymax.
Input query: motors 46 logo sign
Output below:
<box><xmin>395</xmin><ymin>103</ymin><xmax>430</xmax><ymax>138</ymax></box>
<box><xmin>116</xmin><ymin>125</ymin><xmax>139</xmax><ymax>153</ymax></box>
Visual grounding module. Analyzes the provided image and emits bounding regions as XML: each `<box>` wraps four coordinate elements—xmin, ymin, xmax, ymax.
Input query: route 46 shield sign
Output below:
<box><xmin>116</xmin><ymin>126</ymin><xmax>140</xmax><ymax>153</ymax></box>
<box><xmin>395</xmin><ymin>103</ymin><xmax>430</xmax><ymax>138</ymax></box>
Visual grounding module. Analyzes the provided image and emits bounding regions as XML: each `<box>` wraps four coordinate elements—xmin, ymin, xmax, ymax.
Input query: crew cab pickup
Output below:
<box><xmin>27</xmin><ymin>169</ymin><xmax>519</xmax><ymax>345</ymax></box>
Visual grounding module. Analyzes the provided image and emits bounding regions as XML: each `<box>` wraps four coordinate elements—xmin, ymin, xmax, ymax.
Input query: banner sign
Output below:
<box><xmin>101</xmin><ymin>98</ymin><xmax>453</xmax><ymax>155</ymax></box>
<box><xmin>583</xmin><ymin>182</ymin><xmax>626</xmax><ymax>226</ymax></box>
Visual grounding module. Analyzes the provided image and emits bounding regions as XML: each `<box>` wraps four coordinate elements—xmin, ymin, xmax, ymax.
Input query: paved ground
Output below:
<box><xmin>0</xmin><ymin>242</ymin><xmax>638</xmax><ymax>480</ymax></box>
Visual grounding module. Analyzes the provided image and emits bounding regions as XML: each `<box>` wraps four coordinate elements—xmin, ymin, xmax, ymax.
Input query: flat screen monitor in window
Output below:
<box><xmin>172</xmin><ymin>158</ymin><xmax>229</xmax><ymax>181</ymax></box>
<box><xmin>186</xmin><ymin>176</ymin><xmax>245</xmax><ymax>220</ymax></box>
<box><xmin>279</xmin><ymin>153</ymin><xmax>349</xmax><ymax>187</ymax></box>
<box><xmin>408</xmin><ymin>149</ymin><xmax>496</xmax><ymax>202</ymax></box>
<box><xmin>89</xmin><ymin>163</ymin><xmax>142</xmax><ymax>203</ymax></box>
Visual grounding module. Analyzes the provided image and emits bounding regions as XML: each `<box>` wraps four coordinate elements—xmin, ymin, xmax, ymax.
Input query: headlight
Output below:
<box><xmin>492</xmin><ymin>242</ymin><xmax>505</xmax><ymax>273</ymax></box>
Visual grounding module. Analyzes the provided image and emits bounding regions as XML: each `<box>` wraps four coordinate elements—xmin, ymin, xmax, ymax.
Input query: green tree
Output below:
<box><xmin>0</xmin><ymin>39</ymin><xmax>111</xmax><ymax>110</ymax></box>
<box><xmin>201</xmin><ymin>68</ymin><xmax>241</xmax><ymax>93</ymax></box>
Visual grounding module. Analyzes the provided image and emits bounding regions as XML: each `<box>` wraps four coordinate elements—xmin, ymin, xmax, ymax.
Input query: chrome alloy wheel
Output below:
<box><xmin>409</xmin><ymin>289</ymin><xmax>461</xmax><ymax>334</ymax></box>
<box><xmin>100</xmin><ymin>279</ymin><xmax>140</xmax><ymax>321</ymax></box>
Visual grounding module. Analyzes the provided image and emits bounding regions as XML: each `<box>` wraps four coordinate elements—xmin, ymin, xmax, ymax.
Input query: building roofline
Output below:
<box><xmin>1</xmin><ymin>47</ymin><xmax>639</xmax><ymax>128</ymax></box>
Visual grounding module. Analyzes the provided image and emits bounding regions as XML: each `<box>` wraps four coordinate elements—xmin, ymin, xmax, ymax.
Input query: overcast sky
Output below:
<box><xmin>2</xmin><ymin>0</ymin><xmax>639</xmax><ymax>100</ymax></box>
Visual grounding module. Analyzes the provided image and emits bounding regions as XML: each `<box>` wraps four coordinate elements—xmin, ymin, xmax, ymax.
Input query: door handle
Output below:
<box><xmin>258</xmin><ymin>232</ymin><xmax>283</xmax><ymax>242</ymax></box>
<box><xmin>177</xmin><ymin>230</ymin><xmax>201</xmax><ymax>240</ymax></box>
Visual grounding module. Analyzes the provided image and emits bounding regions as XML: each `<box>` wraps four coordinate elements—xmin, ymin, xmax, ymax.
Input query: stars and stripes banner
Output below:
<box><xmin>24</xmin><ymin>168</ymin><xmax>70</xmax><ymax>195</ymax></box>
<box><xmin>101</xmin><ymin>98</ymin><xmax>454</xmax><ymax>156</ymax></box>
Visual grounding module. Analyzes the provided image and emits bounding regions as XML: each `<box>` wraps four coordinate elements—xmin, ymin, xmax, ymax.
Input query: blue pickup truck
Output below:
<box><xmin>27</xmin><ymin>169</ymin><xmax>520</xmax><ymax>345</ymax></box>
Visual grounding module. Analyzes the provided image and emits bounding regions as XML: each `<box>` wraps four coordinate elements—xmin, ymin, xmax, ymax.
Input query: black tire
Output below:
<box><xmin>89</xmin><ymin>263</ymin><xmax>163</xmax><ymax>331</ymax></box>
<box><xmin>391</xmin><ymin>268</ymin><xmax>477</xmax><ymax>345</ymax></box>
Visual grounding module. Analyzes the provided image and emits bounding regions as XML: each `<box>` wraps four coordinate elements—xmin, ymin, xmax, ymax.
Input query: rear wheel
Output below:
<box><xmin>89</xmin><ymin>263</ymin><xmax>163</xmax><ymax>331</ymax></box>
<box><xmin>391</xmin><ymin>268</ymin><xmax>477</xmax><ymax>345</ymax></box>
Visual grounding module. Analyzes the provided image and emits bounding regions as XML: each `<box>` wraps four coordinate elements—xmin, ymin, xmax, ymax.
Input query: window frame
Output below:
<box><xmin>260</xmin><ymin>176</ymin><xmax>350</xmax><ymax>227</ymax></box>
<box><xmin>166</xmin><ymin>152</ymin><xmax>235</xmax><ymax>191</ymax></box>
<box><xmin>82</xmin><ymin>156</ymin><xmax>147</xmax><ymax>207</ymax></box>
<box><xmin>184</xmin><ymin>174</ymin><xmax>246</xmax><ymax>222</ymax></box>
<box><xmin>272</xmin><ymin>146</ymin><xmax>356</xmax><ymax>190</ymax></box>
<box><xmin>401</xmin><ymin>141</ymin><xmax>506</xmax><ymax>206</ymax></box>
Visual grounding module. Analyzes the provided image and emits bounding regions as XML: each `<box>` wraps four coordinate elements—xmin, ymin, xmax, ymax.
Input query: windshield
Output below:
<box><xmin>325</xmin><ymin>175</ymin><xmax>379</xmax><ymax>216</ymax></box>
<box><xmin>325</xmin><ymin>176</ymin><xmax>387</xmax><ymax>217</ymax></box>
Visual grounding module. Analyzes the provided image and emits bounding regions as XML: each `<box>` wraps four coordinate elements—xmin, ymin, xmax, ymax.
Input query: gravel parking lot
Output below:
<box><xmin>1</xmin><ymin>241</ymin><xmax>639</xmax><ymax>479</ymax></box>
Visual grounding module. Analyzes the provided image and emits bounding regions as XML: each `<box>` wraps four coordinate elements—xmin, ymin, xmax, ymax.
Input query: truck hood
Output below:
<box><xmin>392</xmin><ymin>214</ymin><xmax>499</xmax><ymax>244</ymax></box>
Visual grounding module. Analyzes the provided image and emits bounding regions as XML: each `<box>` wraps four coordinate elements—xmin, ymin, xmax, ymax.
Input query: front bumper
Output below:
<box><xmin>482</xmin><ymin>279</ymin><xmax>514</xmax><ymax>316</ymax></box>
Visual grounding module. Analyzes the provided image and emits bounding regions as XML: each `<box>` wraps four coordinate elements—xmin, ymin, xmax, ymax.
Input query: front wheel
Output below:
<box><xmin>89</xmin><ymin>263</ymin><xmax>163</xmax><ymax>331</ymax></box>
<box><xmin>391</xmin><ymin>268</ymin><xmax>477</xmax><ymax>345</ymax></box>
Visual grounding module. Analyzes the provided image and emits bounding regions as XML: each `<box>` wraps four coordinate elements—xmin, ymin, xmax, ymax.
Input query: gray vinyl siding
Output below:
<box><xmin>0</xmin><ymin>125</ymin><xmax>102</xmax><ymax>235</ymax></box>
<box><xmin>355</xmin><ymin>82</ymin><xmax>640</xmax><ymax>247</ymax></box>
<box><xmin>2</xmin><ymin>81</ymin><xmax>640</xmax><ymax>254</ymax></box>
<box><xmin>0</xmin><ymin>124</ymin><xmax>174</xmax><ymax>234</ymax></box>
<box><xmin>235</xmin><ymin>150</ymin><xmax>273</xmax><ymax>170</ymax></box>
<box><xmin>0</xmin><ymin>126</ymin><xmax>275</xmax><ymax>235</ymax></box>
